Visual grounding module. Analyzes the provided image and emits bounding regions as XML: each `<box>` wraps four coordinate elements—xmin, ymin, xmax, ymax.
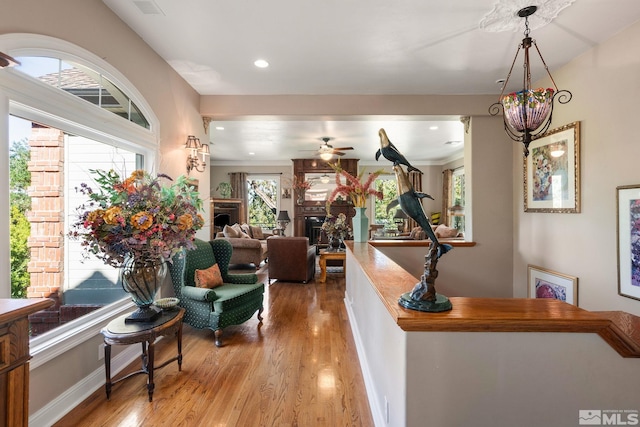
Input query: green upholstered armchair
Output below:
<box><xmin>168</xmin><ymin>238</ymin><xmax>264</xmax><ymax>347</ymax></box>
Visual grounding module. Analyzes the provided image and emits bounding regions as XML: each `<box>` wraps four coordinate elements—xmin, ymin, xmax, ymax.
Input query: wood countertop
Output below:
<box><xmin>347</xmin><ymin>242</ymin><xmax>640</xmax><ymax>358</ymax></box>
<box><xmin>0</xmin><ymin>298</ymin><xmax>55</xmax><ymax>325</ymax></box>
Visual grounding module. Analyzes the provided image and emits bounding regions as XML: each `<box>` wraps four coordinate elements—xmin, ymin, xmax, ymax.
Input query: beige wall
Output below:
<box><xmin>0</xmin><ymin>0</ymin><xmax>206</xmax><ymax>420</ymax></box>
<box><xmin>514</xmin><ymin>19</ymin><xmax>640</xmax><ymax>317</ymax></box>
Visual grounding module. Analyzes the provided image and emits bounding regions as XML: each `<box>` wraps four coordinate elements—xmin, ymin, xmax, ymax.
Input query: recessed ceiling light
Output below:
<box><xmin>215</xmin><ymin>126</ymin><xmax>224</xmax><ymax>130</ymax></box>
<box><xmin>254</xmin><ymin>59</ymin><xmax>269</xmax><ymax>68</ymax></box>
<box><xmin>248</xmin><ymin>152</ymin><xmax>255</xmax><ymax>156</ymax></box>
<box><xmin>429</xmin><ymin>126</ymin><xmax>439</xmax><ymax>130</ymax></box>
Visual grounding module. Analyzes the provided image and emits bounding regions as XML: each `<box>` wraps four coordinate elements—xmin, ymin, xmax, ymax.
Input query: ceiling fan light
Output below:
<box><xmin>320</xmin><ymin>152</ymin><xmax>333</xmax><ymax>161</ymax></box>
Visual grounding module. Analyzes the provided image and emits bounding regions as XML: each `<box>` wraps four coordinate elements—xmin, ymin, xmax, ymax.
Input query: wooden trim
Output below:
<box><xmin>369</xmin><ymin>239</ymin><xmax>475</xmax><ymax>248</ymax></box>
<box><xmin>347</xmin><ymin>242</ymin><xmax>640</xmax><ymax>358</ymax></box>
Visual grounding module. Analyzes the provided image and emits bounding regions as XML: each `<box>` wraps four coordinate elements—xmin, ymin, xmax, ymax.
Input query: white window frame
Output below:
<box><xmin>0</xmin><ymin>34</ymin><xmax>160</xmax><ymax>367</ymax></box>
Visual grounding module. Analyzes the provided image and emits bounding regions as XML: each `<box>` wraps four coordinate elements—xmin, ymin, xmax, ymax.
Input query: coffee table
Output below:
<box><xmin>101</xmin><ymin>307</ymin><xmax>184</xmax><ymax>402</ymax></box>
<box><xmin>319</xmin><ymin>250</ymin><xmax>346</xmax><ymax>282</ymax></box>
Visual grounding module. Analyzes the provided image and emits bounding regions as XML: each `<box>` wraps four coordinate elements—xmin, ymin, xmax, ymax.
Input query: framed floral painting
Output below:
<box><xmin>528</xmin><ymin>265</ymin><xmax>578</xmax><ymax>305</ymax></box>
<box><xmin>616</xmin><ymin>184</ymin><xmax>640</xmax><ymax>301</ymax></box>
<box><xmin>524</xmin><ymin>121</ymin><xmax>580</xmax><ymax>213</ymax></box>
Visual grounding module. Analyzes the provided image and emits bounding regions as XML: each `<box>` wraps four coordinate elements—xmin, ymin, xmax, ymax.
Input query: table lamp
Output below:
<box><xmin>277</xmin><ymin>210</ymin><xmax>291</xmax><ymax>236</ymax></box>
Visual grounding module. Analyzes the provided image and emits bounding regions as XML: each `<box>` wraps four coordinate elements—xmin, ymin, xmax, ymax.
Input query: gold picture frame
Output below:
<box><xmin>524</xmin><ymin>121</ymin><xmax>580</xmax><ymax>213</ymax></box>
<box><xmin>527</xmin><ymin>264</ymin><xmax>578</xmax><ymax>306</ymax></box>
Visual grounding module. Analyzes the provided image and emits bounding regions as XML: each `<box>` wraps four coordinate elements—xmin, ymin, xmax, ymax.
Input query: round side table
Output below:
<box><xmin>101</xmin><ymin>307</ymin><xmax>184</xmax><ymax>402</ymax></box>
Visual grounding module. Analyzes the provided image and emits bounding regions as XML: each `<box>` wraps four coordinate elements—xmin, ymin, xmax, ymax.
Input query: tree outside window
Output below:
<box><xmin>247</xmin><ymin>177</ymin><xmax>278</xmax><ymax>230</ymax></box>
<box><xmin>373</xmin><ymin>176</ymin><xmax>399</xmax><ymax>228</ymax></box>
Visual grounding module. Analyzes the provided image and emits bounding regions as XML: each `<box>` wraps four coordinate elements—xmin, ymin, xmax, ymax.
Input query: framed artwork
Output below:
<box><xmin>528</xmin><ymin>264</ymin><xmax>578</xmax><ymax>305</ymax></box>
<box><xmin>616</xmin><ymin>184</ymin><xmax>640</xmax><ymax>301</ymax></box>
<box><xmin>282</xmin><ymin>188</ymin><xmax>291</xmax><ymax>199</ymax></box>
<box><xmin>524</xmin><ymin>121</ymin><xmax>580</xmax><ymax>213</ymax></box>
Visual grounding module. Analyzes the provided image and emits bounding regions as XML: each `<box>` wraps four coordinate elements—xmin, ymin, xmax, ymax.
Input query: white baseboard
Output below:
<box><xmin>29</xmin><ymin>345</ymin><xmax>141</xmax><ymax>427</ymax></box>
<box><xmin>344</xmin><ymin>292</ymin><xmax>386</xmax><ymax>427</ymax></box>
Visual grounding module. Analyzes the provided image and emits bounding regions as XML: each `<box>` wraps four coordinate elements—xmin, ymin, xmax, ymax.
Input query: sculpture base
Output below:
<box><xmin>398</xmin><ymin>292</ymin><xmax>453</xmax><ymax>313</ymax></box>
<box><xmin>125</xmin><ymin>305</ymin><xmax>162</xmax><ymax>323</ymax></box>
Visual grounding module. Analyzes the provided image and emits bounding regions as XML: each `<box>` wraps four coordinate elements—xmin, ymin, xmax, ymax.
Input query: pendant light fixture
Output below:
<box><xmin>489</xmin><ymin>6</ymin><xmax>572</xmax><ymax>157</ymax></box>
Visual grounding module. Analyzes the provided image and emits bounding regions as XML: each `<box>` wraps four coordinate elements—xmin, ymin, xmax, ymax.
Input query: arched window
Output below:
<box><xmin>14</xmin><ymin>56</ymin><xmax>150</xmax><ymax>129</ymax></box>
<box><xmin>0</xmin><ymin>34</ymin><xmax>160</xmax><ymax>355</ymax></box>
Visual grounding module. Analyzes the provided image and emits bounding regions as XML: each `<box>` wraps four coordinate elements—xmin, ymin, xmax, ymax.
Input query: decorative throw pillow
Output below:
<box><xmin>240</xmin><ymin>223</ymin><xmax>253</xmax><ymax>238</ymax></box>
<box><xmin>430</xmin><ymin>212</ymin><xmax>441</xmax><ymax>225</ymax></box>
<box><xmin>250</xmin><ymin>225</ymin><xmax>264</xmax><ymax>240</ymax></box>
<box><xmin>194</xmin><ymin>263</ymin><xmax>223</xmax><ymax>288</ymax></box>
<box><xmin>223</xmin><ymin>224</ymin><xmax>241</xmax><ymax>238</ymax></box>
<box><xmin>409</xmin><ymin>227</ymin><xmax>426</xmax><ymax>240</ymax></box>
<box><xmin>435</xmin><ymin>224</ymin><xmax>459</xmax><ymax>238</ymax></box>
<box><xmin>232</xmin><ymin>223</ymin><xmax>251</xmax><ymax>239</ymax></box>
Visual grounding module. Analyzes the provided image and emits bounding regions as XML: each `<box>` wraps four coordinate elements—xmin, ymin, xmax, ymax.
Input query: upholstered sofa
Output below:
<box><xmin>266</xmin><ymin>236</ymin><xmax>316</xmax><ymax>283</ymax></box>
<box><xmin>214</xmin><ymin>223</ymin><xmax>272</xmax><ymax>267</ymax></box>
<box><xmin>168</xmin><ymin>238</ymin><xmax>265</xmax><ymax>347</ymax></box>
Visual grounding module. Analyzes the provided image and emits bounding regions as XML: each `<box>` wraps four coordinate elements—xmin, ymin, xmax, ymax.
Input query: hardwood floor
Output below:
<box><xmin>53</xmin><ymin>264</ymin><xmax>373</xmax><ymax>426</ymax></box>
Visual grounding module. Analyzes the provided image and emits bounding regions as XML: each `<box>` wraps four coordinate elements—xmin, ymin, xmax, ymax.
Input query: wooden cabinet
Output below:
<box><xmin>291</xmin><ymin>158</ymin><xmax>359</xmax><ymax>239</ymax></box>
<box><xmin>210</xmin><ymin>198</ymin><xmax>245</xmax><ymax>240</ymax></box>
<box><xmin>0</xmin><ymin>298</ymin><xmax>54</xmax><ymax>427</ymax></box>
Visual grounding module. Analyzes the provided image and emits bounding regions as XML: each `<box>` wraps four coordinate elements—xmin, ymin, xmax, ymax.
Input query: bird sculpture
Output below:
<box><xmin>375</xmin><ymin>128</ymin><xmax>423</xmax><ymax>174</ymax></box>
<box><xmin>387</xmin><ymin>164</ymin><xmax>452</xmax><ymax>260</ymax></box>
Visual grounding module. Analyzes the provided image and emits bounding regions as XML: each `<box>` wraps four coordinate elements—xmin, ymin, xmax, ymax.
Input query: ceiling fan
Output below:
<box><xmin>314</xmin><ymin>137</ymin><xmax>353</xmax><ymax>160</ymax></box>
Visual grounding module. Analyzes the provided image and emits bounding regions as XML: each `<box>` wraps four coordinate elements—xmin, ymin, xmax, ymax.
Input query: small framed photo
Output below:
<box><xmin>524</xmin><ymin>121</ymin><xmax>580</xmax><ymax>213</ymax></box>
<box><xmin>528</xmin><ymin>264</ymin><xmax>578</xmax><ymax>305</ymax></box>
<box><xmin>282</xmin><ymin>188</ymin><xmax>291</xmax><ymax>199</ymax></box>
<box><xmin>616</xmin><ymin>184</ymin><xmax>640</xmax><ymax>301</ymax></box>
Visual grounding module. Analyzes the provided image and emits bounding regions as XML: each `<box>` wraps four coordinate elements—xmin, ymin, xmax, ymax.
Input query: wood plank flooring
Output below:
<box><xmin>53</xmin><ymin>263</ymin><xmax>373</xmax><ymax>427</ymax></box>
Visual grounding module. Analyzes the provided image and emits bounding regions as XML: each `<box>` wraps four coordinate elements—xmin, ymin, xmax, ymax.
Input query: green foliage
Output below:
<box><xmin>9</xmin><ymin>139</ymin><xmax>31</xmax><ymax>212</ymax></box>
<box><xmin>374</xmin><ymin>178</ymin><xmax>399</xmax><ymax>226</ymax></box>
<box><xmin>9</xmin><ymin>139</ymin><xmax>32</xmax><ymax>299</ymax></box>
<box><xmin>247</xmin><ymin>179</ymin><xmax>277</xmax><ymax>228</ymax></box>
<box><xmin>10</xmin><ymin>205</ymin><xmax>30</xmax><ymax>298</ymax></box>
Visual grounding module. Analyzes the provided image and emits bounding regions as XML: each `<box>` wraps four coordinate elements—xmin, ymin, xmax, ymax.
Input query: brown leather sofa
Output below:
<box><xmin>266</xmin><ymin>236</ymin><xmax>316</xmax><ymax>283</ymax></box>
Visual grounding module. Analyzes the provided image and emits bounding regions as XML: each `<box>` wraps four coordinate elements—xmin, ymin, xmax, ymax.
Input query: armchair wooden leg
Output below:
<box><xmin>257</xmin><ymin>306</ymin><xmax>264</xmax><ymax>322</ymax></box>
<box><xmin>214</xmin><ymin>329</ymin><xmax>223</xmax><ymax>347</ymax></box>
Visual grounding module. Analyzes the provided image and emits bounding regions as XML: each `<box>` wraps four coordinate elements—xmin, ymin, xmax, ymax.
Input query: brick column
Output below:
<box><xmin>26</xmin><ymin>126</ymin><xmax>64</xmax><ymax>318</ymax></box>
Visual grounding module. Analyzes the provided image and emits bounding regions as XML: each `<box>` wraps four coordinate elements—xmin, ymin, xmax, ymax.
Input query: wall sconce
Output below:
<box><xmin>320</xmin><ymin>174</ymin><xmax>331</xmax><ymax>184</ymax></box>
<box><xmin>185</xmin><ymin>135</ymin><xmax>209</xmax><ymax>174</ymax></box>
<box><xmin>277</xmin><ymin>210</ymin><xmax>291</xmax><ymax>236</ymax></box>
<box><xmin>489</xmin><ymin>5</ymin><xmax>572</xmax><ymax>157</ymax></box>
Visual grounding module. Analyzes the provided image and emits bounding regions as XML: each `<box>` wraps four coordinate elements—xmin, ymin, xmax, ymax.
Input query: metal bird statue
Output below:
<box><xmin>387</xmin><ymin>164</ymin><xmax>452</xmax><ymax>260</ymax></box>
<box><xmin>375</xmin><ymin>128</ymin><xmax>423</xmax><ymax>174</ymax></box>
<box><xmin>378</xmin><ymin>128</ymin><xmax>453</xmax><ymax>312</ymax></box>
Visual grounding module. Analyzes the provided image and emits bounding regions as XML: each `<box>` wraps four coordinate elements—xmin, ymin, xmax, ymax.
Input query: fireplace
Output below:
<box><xmin>305</xmin><ymin>216</ymin><xmax>325</xmax><ymax>246</ymax></box>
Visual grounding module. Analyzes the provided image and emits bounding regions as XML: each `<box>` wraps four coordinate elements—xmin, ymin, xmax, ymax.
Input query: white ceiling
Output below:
<box><xmin>102</xmin><ymin>0</ymin><xmax>640</xmax><ymax>165</ymax></box>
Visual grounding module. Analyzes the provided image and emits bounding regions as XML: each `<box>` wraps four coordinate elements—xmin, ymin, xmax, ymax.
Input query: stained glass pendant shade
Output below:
<box><xmin>489</xmin><ymin>6</ymin><xmax>572</xmax><ymax>157</ymax></box>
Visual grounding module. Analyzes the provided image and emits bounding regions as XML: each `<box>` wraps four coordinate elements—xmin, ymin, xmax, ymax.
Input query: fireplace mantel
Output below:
<box><xmin>291</xmin><ymin>158</ymin><xmax>359</xmax><ymax>239</ymax></box>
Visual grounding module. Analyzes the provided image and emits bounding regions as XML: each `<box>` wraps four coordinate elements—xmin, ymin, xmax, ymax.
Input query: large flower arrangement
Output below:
<box><xmin>321</xmin><ymin>212</ymin><xmax>351</xmax><ymax>241</ymax></box>
<box><xmin>326</xmin><ymin>162</ymin><xmax>384</xmax><ymax>209</ymax></box>
<box><xmin>69</xmin><ymin>169</ymin><xmax>204</xmax><ymax>268</ymax></box>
